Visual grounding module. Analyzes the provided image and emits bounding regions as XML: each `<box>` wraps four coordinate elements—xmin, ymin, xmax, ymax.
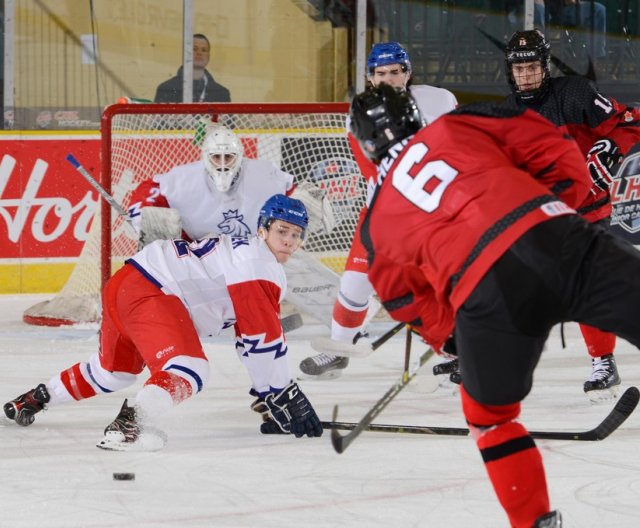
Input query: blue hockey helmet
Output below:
<box><xmin>258</xmin><ymin>194</ymin><xmax>309</xmax><ymax>238</ymax></box>
<box><xmin>367</xmin><ymin>41</ymin><xmax>411</xmax><ymax>74</ymax></box>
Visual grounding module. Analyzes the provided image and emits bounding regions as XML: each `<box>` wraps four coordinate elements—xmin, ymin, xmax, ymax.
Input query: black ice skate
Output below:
<box><xmin>96</xmin><ymin>399</ymin><xmax>140</xmax><ymax>450</ymax></box>
<box><xmin>4</xmin><ymin>384</ymin><xmax>50</xmax><ymax>426</ymax></box>
<box><xmin>534</xmin><ymin>510</ymin><xmax>562</xmax><ymax>527</ymax></box>
<box><xmin>433</xmin><ymin>358</ymin><xmax>461</xmax><ymax>384</ymax></box>
<box><xmin>584</xmin><ymin>354</ymin><xmax>621</xmax><ymax>403</ymax></box>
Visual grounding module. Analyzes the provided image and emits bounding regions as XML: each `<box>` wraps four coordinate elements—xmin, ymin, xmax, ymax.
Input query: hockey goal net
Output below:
<box><xmin>23</xmin><ymin>102</ymin><xmax>366</xmax><ymax>326</ymax></box>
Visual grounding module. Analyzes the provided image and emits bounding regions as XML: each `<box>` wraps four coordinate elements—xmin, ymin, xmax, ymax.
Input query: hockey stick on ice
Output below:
<box><xmin>281</xmin><ymin>313</ymin><xmax>303</xmax><ymax>334</ymax></box>
<box><xmin>330</xmin><ymin>333</ymin><xmax>435</xmax><ymax>454</ymax></box>
<box><xmin>311</xmin><ymin>321</ymin><xmax>407</xmax><ymax>358</ymax></box>
<box><xmin>324</xmin><ymin>386</ymin><xmax>639</xmax><ymax>442</ymax></box>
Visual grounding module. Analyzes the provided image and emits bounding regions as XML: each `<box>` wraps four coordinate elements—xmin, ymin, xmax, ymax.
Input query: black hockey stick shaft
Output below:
<box><xmin>323</xmin><ymin>386</ymin><xmax>639</xmax><ymax>442</ymax></box>
<box><xmin>330</xmin><ymin>345</ymin><xmax>435</xmax><ymax>454</ymax></box>
<box><xmin>371</xmin><ymin>321</ymin><xmax>405</xmax><ymax>351</ymax></box>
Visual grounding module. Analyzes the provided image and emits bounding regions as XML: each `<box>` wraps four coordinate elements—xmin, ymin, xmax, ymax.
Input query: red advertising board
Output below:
<box><xmin>0</xmin><ymin>134</ymin><xmax>100</xmax><ymax>259</ymax></box>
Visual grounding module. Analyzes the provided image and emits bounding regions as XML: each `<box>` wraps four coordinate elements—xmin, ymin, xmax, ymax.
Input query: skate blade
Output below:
<box><xmin>586</xmin><ymin>385</ymin><xmax>621</xmax><ymax>405</ymax></box>
<box><xmin>96</xmin><ymin>429</ymin><xmax>167</xmax><ymax>452</ymax></box>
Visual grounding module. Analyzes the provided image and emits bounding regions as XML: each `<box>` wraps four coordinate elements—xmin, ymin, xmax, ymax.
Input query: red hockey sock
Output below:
<box><xmin>461</xmin><ymin>386</ymin><xmax>549</xmax><ymax>527</ymax></box>
<box><xmin>60</xmin><ymin>363</ymin><xmax>97</xmax><ymax>400</ymax></box>
<box><xmin>476</xmin><ymin>421</ymin><xmax>549</xmax><ymax>527</ymax></box>
<box><xmin>579</xmin><ymin>323</ymin><xmax>616</xmax><ymax>358</ymax></box>
<box><xmin>332</xmin><ymin>300</ymin><xmax>368</xmax><ymax>329</ymax></box>
<box><xmin>145</xmin><ymin>371</ymin><xmax>193</xmax><ymax>404</ymax></box>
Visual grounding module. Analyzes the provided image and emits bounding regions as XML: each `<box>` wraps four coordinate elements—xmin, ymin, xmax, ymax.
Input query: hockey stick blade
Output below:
<box><xmin>330</xmin><ymin>346</ymin><xmax>435</xmax><ymax>454</ymax></box>
<box><xmin>281</xmin><ymin>313</ymin><xmax>303</xmax><ymax>334</ymax></box>
<box><xmin>323</xmin><ymin>385</ymin><xmax>640</xmax><ymax>442</ymax></box>
<box><xmin>311</xmin><ymin>321</ymin><xmax>406</xmax><ymax>358</ymax></box>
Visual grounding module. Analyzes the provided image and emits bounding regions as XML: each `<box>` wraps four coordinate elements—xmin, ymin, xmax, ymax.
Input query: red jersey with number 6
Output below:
<box><xmin>362</xmin><ymin>103</ymin><xmax>593</xmax><ymax>351</ymax></box>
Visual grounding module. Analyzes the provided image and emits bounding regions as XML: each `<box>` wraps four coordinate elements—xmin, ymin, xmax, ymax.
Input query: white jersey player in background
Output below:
<box><xmin>4</xmin><ymin>195</ymin><xmax>323</xmax><ymax>451</ymax></box>
<box><xmin>127</xmin><ymin>123</ymin><xmax>334</xmax><ymax>245</ymax></box>
<box><xmin>299</xmin><ymin>41</ymin><xmax>458</xmax><ymax>377</ymax></box>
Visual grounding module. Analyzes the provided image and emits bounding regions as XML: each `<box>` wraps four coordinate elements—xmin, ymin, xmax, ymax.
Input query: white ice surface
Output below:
<box><xmin>1</xmin><ymin>294</ymin><xmax>640</xmax><ymax>527</ymax></box>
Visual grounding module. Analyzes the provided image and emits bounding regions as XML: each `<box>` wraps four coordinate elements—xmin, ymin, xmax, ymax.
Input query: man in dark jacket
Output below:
<box><xmin>154</xmin><ymin>34</ymin><xmax>231</xmax><ymax>103</ymax></box>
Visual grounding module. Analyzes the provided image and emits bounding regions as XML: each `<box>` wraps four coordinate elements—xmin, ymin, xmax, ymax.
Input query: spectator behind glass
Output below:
<box><xmin>547</xmin><ymin>1</ymin><xmax>607</xmax><ymax>59</ymax></box>
<box><xmin>154</xmin><ymin>34</ymin><xmax>231</xmax><ymax>103</ymax></box>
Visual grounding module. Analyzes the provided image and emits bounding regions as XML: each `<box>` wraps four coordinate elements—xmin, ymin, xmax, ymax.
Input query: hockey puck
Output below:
<box><xmin>113</xmin><ymin>472</ymin><xmax>135</xmax><ymax>481</ymax></box>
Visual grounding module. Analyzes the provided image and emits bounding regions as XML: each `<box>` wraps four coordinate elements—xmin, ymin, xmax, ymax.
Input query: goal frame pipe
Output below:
<box><xmin>100</xmin><ymin>102</ymin><xmax>351</xmax><ymax>288</ymax></box>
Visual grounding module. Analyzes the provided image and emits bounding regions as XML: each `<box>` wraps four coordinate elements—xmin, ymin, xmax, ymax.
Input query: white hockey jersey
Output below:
<box><xmin>128</xmin><ymin>159</ymin><xmax>294</xmax><ymax>240</ymax></box>
<box><xmin>127</xmin><ymin>235</ymin><xmax>291</xmax><ymax>395</ymax></box>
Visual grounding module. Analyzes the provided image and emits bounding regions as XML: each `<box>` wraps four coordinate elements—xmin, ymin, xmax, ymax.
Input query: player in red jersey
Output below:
<box><xmin>350</xmin><ymin>84</ymin><xmax>640</xmax><ymax>527</ymax></box>
<box><xmin>4</xmin><ymin>195</ymin><xmax>323</xmax><ymax>451</ymax></box>
<box><xmin>503</xmin><ymin>29</ymin><xmax>640</xmax><ymax>401</ymax></box>
<box><xmin>300</xmin><ymin>41</ymin><xmax>457</xmax><ymax>377</ymax></box>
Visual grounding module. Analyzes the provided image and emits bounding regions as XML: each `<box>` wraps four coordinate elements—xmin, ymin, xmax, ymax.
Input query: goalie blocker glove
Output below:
<box><xmin>262</xmin><ymin>382</ymin><xmax>323</xmax><ymax>438</ymax></box>
<box><xmin>586</xmin><ymin>138</ymin><xmax>623</xmax><ymax>192</ymax></box>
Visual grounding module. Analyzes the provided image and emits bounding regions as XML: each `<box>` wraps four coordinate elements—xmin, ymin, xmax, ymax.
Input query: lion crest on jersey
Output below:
<box><xmin>217</xmin><ymin>210</ymin><xmax>251</xmax><ymax>236</ymax></box>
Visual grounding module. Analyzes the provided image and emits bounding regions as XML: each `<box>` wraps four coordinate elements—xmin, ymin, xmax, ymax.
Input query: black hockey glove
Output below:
<box><xmin>263</xmin><ymin>382</ymin><xmax>323</xmax><ymax>438</ymax></box>
<box><xmin>586</xmin><ymin>139</ymin><xmax>622</xmax><ymax>192</ymax></box>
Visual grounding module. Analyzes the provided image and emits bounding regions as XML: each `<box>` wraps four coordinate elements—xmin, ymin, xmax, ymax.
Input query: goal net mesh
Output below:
<box><xmin>23</xmin><ymin>103</ymin><xmax>365</xmax><ymax>325</ymax></box>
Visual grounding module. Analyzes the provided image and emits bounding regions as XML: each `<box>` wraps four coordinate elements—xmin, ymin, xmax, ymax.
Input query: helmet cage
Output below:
<box><xmin>201</xmin><ymin>125</ymin><xmax>244</xmax><ymax>192</ymax></box>
<box><xmin>505</xmin><ymin>30</ymin><xmax>551</xmax><ymax>102</ymax></box>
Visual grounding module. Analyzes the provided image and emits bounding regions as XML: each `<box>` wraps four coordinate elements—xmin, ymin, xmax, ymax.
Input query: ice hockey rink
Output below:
<box><xmin>1</xmin><ymin>294</ymin><xmax>640</xmax><ymax>528</ymax></box>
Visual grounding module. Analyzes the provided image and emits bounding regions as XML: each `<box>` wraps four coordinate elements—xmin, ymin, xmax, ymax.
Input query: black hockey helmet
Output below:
<box><xmin>349</xmin><ymin>83</ymin><xmax>424</xmax><ymax>163</ymax></box>
<box><xmin>505</xmin><ymin>30</ymin><xmax>551</xmax><ymax>102</ymax></box>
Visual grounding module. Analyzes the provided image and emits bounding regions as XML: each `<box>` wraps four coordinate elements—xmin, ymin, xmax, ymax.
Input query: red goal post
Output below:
<box><xmin>23</xmin><ymin>102</ymin><xmax>366</xmax><ymax>326</ymax></box>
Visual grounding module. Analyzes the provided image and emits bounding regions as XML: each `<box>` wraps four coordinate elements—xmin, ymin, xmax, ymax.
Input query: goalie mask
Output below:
<box><xmin>349</xmin><ymin>83</ymin><xmax>424</xmax><ymax>163</ymax></box>
<box><xmin>505</xmin><ymin>30</ymin><xmax>551</xmax><ymax>103</ymax></box>
<box><xmin>258</xmin><ymin>194</ymin><xmax>309</xmax><ymax>239</ymax></box>
<box><xmin>201</xmin><ymin>125</ymin><xmax>244</xmax><ymax>192</ymax></box>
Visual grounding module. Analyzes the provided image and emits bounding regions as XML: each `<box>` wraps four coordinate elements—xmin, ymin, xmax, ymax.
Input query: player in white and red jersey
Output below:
<box><xmin>351</xmin><ymin>84</ymin><xmax>640</xmax><ymax>528</ymax></box>
<box><xmin>300</xmin><ymin>41</ymin><xmax>458</xmax><ymax>377</ymax></box>
<box><xmin>4</xmin><ymin>195</ymin><xmax>323</xmax><ymax>451</ymax></box>
<box><xmin>127</xmin><ymin>123</ymin><xmax>334</xmax><ymax>244</ymax></box>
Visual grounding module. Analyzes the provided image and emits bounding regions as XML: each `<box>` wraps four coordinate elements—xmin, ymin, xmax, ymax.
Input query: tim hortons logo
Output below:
<box><xmin>0</xmin><ymin>154</ymin><xmax>98</xmax><ymax>243</ymax></box>
<box><xmin>610</xmin><ymin>147</ymin><xmax>640</xmax><ymax>235</ymax></box>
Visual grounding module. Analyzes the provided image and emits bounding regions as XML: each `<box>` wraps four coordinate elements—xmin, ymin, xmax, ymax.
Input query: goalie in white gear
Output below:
<box><xmin>299</xmin><ymin>41</ymin><xmax>458</xmax><ymax>377</ymax></box>
<box><xmin>128</xmin><ymin>123</ymin><xmax>335</xmax><ymax>244</ymax></box>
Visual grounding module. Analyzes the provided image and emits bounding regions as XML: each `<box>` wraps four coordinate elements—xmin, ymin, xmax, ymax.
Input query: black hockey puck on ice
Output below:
<box><xmin>113</xmin><ymin>472</ymin><xmax>135</xmax><ymax>481</ymax></box>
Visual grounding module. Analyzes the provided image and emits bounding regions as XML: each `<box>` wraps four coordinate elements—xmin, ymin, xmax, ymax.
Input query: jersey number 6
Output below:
<box><xmin>391</xmin><ymin>142</ymin><xmax>458</xmax><ymax>213</ymax></box>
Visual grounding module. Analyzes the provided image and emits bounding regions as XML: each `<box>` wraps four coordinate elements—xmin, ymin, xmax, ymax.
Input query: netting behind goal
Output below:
<box><xmin>23</xmin><ymin>102</ymin><xmax>365</xmax><ymax>325</ymax></box>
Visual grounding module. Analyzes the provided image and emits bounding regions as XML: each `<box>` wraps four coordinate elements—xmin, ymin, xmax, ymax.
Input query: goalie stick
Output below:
<box><xmin>323</xmin><ymin>385</ymin><xmax>639</xmax><ymax>442</ymax></box>
<box><xmin>330</xmin><ymin>332</ymin><xmax>435</xmax><ymax>454</ymax></box>
<box><xmin>66</xmin><ymin>154</ymin><xmax>133</xmax><ymax>227</ymax></box>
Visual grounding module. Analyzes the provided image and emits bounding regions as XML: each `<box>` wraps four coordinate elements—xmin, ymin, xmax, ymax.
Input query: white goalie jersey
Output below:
<box><xmin>128</xmin><ymin>158</ymin><xmax>294</xmax><ymax>240</ymax></box>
